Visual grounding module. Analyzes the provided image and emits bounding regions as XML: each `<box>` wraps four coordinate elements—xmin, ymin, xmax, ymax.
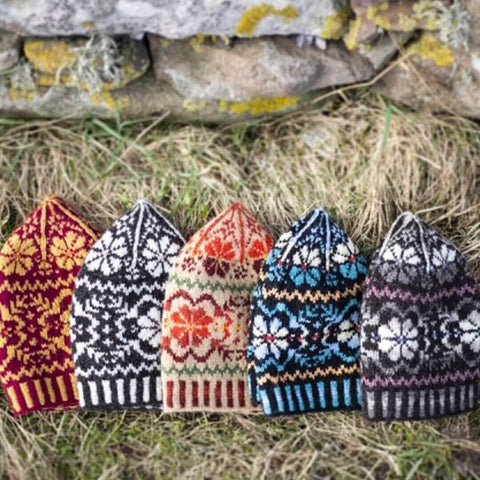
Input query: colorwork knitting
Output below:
<box><xmin>71</xmin><ymin>201</ymin><xmax>185</xmax><ymax>410</ymax></box>
<box><xmin>248</xmin><ymin>209</ymin><xmax>367</xmax><ymax>415</ymax></box>
<box><xmin>0</xmin><ymin>196</ymin><xmax>98</xmax><ymax>415</ymax></box>
<box><xmin>161</xmin><ymin>203</ymin><xmax>272</xmax><ymax>412</ymax></box>
<box><xmin>361</xmin><ymin>212</ymin><xmax>480</xmax><ymax>421</ymax></box>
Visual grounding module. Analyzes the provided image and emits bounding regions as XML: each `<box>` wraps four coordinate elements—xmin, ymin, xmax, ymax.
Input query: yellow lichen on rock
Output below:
<box><xmin>235</xmin><ymin>4</ymin><xmax>298</xmax><ymax>36</ymax></box>
<box><xmin>344</xmin><ymin>16</ymin><xmax>362</xmax><ymax>51</ymax></box>
<box><xmin>367</xmin><ymin>2</ymin><xmax>391</xmax><ymax>30</ymax></box>
<box><xmin>412</xmin><ymin>0</ymin><xmax>440</xmax><ymax>30</ymax></box>
<box><xmin>24</xmin><ymin>39</ymin><xmax>76</xmax><ymax>74</ymax></box>
<box><xmin>408</xmin><ymin>33</ymin><xmax>453</xmax><ymax>67</ymax></box>
<box><xmin>182</xmin><ymin>98</ymin><xmax>207</xmax><ymax>112</ymax></box>
<box><xmin>90</xmin><ymin>91</ymin><xmax>129</xmax><ymax>110</ymax></box>
<box><xmin>320</xmin><ymin>7</ymin><xmax>352</xmax><ymax>40</ymax></box>
<box><xmin>219</xmin><ymin>96</ymin><xmax>300</xmax><ymax>115</ymax></box>
<box><xmin>366</xmin><ymin>0</ymin><xmax>440</xmax><ymax>32</ymax></box>
<box><xmin>189</xmin><ymin>35</ymin><xmax>208</xmax><ymax>52</ymax></box>
<box><xmin>8</xmin><ymin>87</ymin><xmax>37</xmax><ymax>102</ymax></box>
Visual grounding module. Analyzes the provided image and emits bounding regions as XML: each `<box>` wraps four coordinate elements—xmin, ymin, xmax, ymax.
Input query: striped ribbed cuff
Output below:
<box><xmin>3</xmin><ymin>372</ymin><xmax>79</xmax><ymax>416</ymax></box>
<box><xmin>258</xmin><ymin>377</ymin><xmax>362</xmax><ymax>416</ymax></box>
<box><xmin>163</xmin><ymin>377</ymin><xmax>256</xmax><ymax>412</ymax></box>
<box><xmin>362</xmin><ymin>382</ymin><xmax>479</xmax><ymax>421</ymax></box>
<box><xmin>77</xmin><ymin>375</ymin><xmax>162</xmax><ymax>411</ymax></box>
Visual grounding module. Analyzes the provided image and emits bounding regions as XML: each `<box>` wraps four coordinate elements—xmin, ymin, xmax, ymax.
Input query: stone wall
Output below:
<box><xmin>0</xmin><ymin>1</ymin><xmax>477</xmax><ymax>122</ymax></box>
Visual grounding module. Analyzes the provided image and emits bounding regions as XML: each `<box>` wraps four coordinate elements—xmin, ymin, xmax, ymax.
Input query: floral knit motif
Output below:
<box><xmin>0</xmin><ymin>196</ymin><xmax>98</xmax><ymax>416</ymax></box>
<box><xmin>161</xmin><ymin>203</ymin><xmax>272</xmax><ymax>412</ymax></box>
<box><xmin>70</xmin><ymin>201</ymin><xmax>184</xmax><ymax>410</ymax></box>
<box><xmin>361</xmin><ymin>212</ymin><xmax>480</xmax><ymax>421</ymax></box>
<box><xmin>247</xmin><ymin>209</ymin><xmax>367</xmax><ymax>415</ymax></box>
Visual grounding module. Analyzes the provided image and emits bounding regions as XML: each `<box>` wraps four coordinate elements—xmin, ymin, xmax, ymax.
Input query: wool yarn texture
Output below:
<box><xmin>0</xmin><ymin>196</ymin><xmax>98</xmax><ymax>415</ymax></box>
<box><xmin>361</xmin><ymin>212</ymin><xmax>480</xmax><ymax>421</ymax></box>
<box><xmin>247</xmin><ymin>209</ymin><xmax>368</xmax><ymax>415</ymax></box>
<box><xmin>70</xmin><ymin>201</ymin><xmax>184</xmax><ymax>410</ymax></box>
<box><xmin>161</xmin><ymin>203</ymin><xmax>272</xmax><ymax>412</ymax></box>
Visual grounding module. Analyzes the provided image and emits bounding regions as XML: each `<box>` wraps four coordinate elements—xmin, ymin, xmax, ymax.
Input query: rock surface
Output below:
<box><xmin>0</xmin><ymin>0</ymin><xmax>479</xmax><ymax>121</ymax></box>
<box><xmin>23</xmin><ymin>36</ymin><xmax>150</xmax><ymax>91</ymax></box>
<box><xmin>373</xmin><ymin>0</ymin><xmax>480</xmax><ymax>117</ymax></box>
<box><xmin>0</xmin><ymin>1</ymin><xmax>350</xmax><ymax>39</ymax></box>
<box><xmin>0</xmin><ymin>71</ymin><xmax>310</xmax><ymax>122</ymax></box>
<box><xmin>148</xmin><ymin>35</ymin><xmax>374</xmax><ymax>102</ymax></box>
<box><xmin>0</xmin><ymin>31</ymin><xmax>20</xmax><ymax>71</ymax></box>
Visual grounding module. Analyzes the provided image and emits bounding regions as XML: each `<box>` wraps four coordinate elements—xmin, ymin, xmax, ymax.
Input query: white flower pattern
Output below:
<box><xmin>252</xmin><ymin>316</ymin><xmax>289</xmax><ymax>360</ymax></box>
<box><xmin>86</xmin><ymin>231</ymin><xmax>129</xmax><ymax>275</ymax></box>
<box><xmin>143</xmin><ymin>237</ymin><xmax>181</xmax><ymax>277</ymax></box>
<box><xmin>331</xmin><ymin>238</ymin><xmax>359</xmax><ymax>264</ymax></box>
<box><xmin>378</xmin><ymin>317</ymin><xmax>419</xmax><ymax>362</ymax></box>
<box><xmin>292</xmin><ymin>245</ymin><xmax>321</xmax><ymax>268</ymax></box>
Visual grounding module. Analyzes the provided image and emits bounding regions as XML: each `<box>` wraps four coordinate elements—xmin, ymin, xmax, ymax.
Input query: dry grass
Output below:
<box><xmin>0</xmin><ymin>92</ymin><xmax>480</xmax><ymax>479</ymax></box>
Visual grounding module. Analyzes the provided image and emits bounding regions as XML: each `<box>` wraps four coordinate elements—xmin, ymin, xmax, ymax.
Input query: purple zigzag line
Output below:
<box><xmin>365</xmin><ymin>283</ymin><xmax>478</xmax><ymax>303</ymax></box>
<box><xmin>362</xmin><ymin>369</ymin><xmax>480</xmax><ymax>388</ymax></box>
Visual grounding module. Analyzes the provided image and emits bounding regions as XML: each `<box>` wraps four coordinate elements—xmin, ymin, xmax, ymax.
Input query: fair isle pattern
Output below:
<box><xmin>361</xmin><ymin>212</ymin><xmax>480</xmax><ymax>421</ymax></box>
<box><xmin>161</xmin><ymin>203</ymin><xmax>272</xmax><ymax>412</ymax></box>
<box><xmin>71</xmin><ymin>201</ymin><xmax>185</xmax><ymax>410</ymax></box>
<box><xmin>0</xmin><ymin>196</ymin><xmax>98</xmax><ymax>415</ymax></box>
<box><xmin>247</xmin><ymin>209</ymin><xmax>367</xmax><ymax>415</ymax></box>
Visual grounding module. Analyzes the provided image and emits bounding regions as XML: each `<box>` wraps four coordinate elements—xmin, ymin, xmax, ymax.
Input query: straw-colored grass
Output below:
<box><xmin>0</xmin><ymin>92</ymin><xmax>480</xmax><ymax>479</ymax></box>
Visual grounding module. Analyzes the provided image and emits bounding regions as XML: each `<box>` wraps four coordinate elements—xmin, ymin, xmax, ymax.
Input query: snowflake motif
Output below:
<box><xmin>378</xmin><ymin>317</ymin><xmax>419</xmax><ymax>362</ymax></box>
<box><xmin>289</xmin><ymin>264</ymin><xmax>321</xmax><ymax>287</ymax></box>
<box><xmin>204</xmin><ymin>237</ymin><xmax>235</xmax><ymax>261</ymax></box>
<box><xmin>331</xmin><ymin>238</ymin><xmax>359</xmax><ymax>264</ymax></box>
<box><xmin>431</xmin><ymin>243</ymin><xmax>459</xmax><ymax>282</ymax></box>
<box><xmin>142</xmin><ymin>236</ymin><xmax>180</xmax><ymax>277</ymax></box>
<box><xmin>459</xmin><ymin>310</ymin><xmax>480</xmax><ymax>353</ymax></box>
<box><xmin>86</xmin><ymin>230</ymin><xmax>129</xmax><ymax>275</ymax></box>
<box><xmin>251</xmin><ymin>315</ymin><xmax>289</xmax><ymax>361</ymax></box>
<box><xmin>381</xmin><ymin>243</ymin><xmax>421</xmax><ymax>267</ymax></box>
<box><xmin>248</xmin><ymin>235</ymin><xmax>273</xmax><ymax>260</ymax></box>
<box><xmin>0</xmin><ymin>235</ymin><xmax>37</xmax><ymax>276</ymax></box>
<box><xmin>292</xmin><ymin>245</ymin><xmax>322</xmax><ymax>268</ymax></box>
<box><xmin>50</xmin><ymin>231</ymin><xmax>88</xmax><ymax>270</ymax></box>
<box><xmin>135</xmin><ymin>306</ymin><xmax>161</xmax><ymax>349</ymax></box>
<box><xmin>169</xmin><ymin>305</ymin><xmax>213</xmax><ymax>348</ymax></box>
<box><xmin>203</xmin><ymin>257</ymin><xmax>230</xmax><ymax>278</ymax></box>
<box><xmin>431</xmin><ymin>244</ymin><xmax>456</xmax><ymax>268</ymax></box>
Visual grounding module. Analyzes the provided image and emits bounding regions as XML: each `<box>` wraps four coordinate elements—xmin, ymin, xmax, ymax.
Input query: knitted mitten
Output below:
<box><xmin>0</xmin><ymin>196</ymin><xmax>98</xmax><ymax>415</ymax></box>
<box><xmin>361</xmin><ymin>212</ymin><xmax>480</xmax><ymax>421</ymax></box>
<box><xmin>71</xmin><ymin>201</ymin><xmax>184</xmax><ymax>410</ymax></box>
<box><xmin>248</xmin><ymin>209</ymin><xmax>367</xmax><ymax>415</ymax></box>
<box><xmin>161</xmin><ymin>203</ymin><xmax>272</xmax><ymax>412</ymax></box>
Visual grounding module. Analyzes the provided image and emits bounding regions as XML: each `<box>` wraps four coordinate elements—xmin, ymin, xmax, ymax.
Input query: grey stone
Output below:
<box><xmin>0</xmin><ymin>71</ymin><xmax>311</xmax><ymax>122</ymax></box>
<box><xmin>373</xmin><ymin>0</ymin><xmax>480</xmax><ymax>117</ymax></box>
<box><xmin>148</xmin><ymin>35</ymin><xmax>374</xmax><ymax>103</ymax></box>
<box><xmin>0</xmin><ymin>31</ymin><xmax>20</xmax><ymax>71</ymax></box>
<box><xmin>360</xmin><ymin>31</ymin><xmax>413</xmax><ymax>71</ymax></box>
<box><xmin>0</xmin><ymin>0</ymin><xmax>349</xmax><ymax>39</ymax></box>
